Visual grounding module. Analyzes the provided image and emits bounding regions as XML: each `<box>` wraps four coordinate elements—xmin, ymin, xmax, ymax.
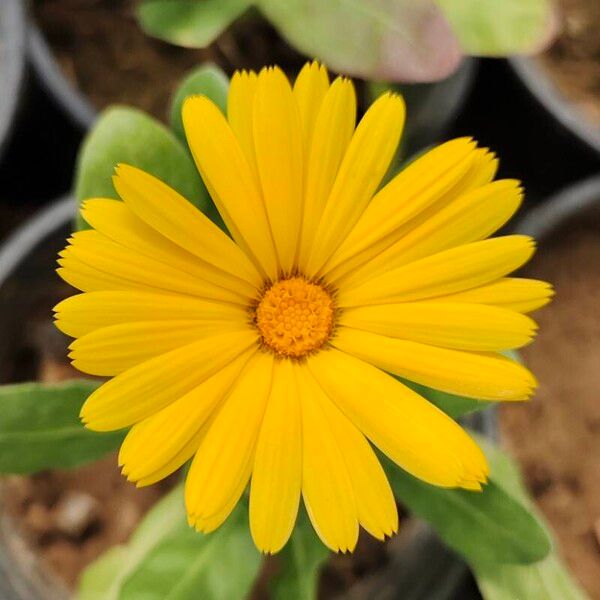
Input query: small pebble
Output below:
<box><xmin>53</xmin><ymin>491</ymin><xmax>101</xmax><ymax>538</ymax></box>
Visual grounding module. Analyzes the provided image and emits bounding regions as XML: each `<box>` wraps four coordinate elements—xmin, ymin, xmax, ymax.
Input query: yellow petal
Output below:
<box><xmin>293</xmin><ymin>61</ymin><xmax>329</xmax><ymax>157</ymax></box>
<box><xmin>297</xmin><ymin>368</ymin><xmax>358</xmax><ymax>553</ymax></box>
<box><xmin>135</xmin><ymin>433</ymin><xmax>205</xmax><ymax>488</ymax></box>
<box><xmin>189</xmin><ymin>486</ymin><xmax>247</xmax><ymax>534</ymax></box>
<box><xmin>308</xmin><ymin>348</ymin><xmax>489</xmax><ymax>488</ymax></box>
<box><xmin>183</xmin><ymin>95</ymin><xmax>278</xmax><ymax>280</ymax></box>
<box><xmin>54</xmin><ymin>291</ymin><xmax>246</xmax><ymax>338</ymax></box>
<box><xmin>80</xmin><ymin>329</ymin><xmax>257</xmax><ymax>431</ymax></box>
<box><xmin>460</xmin><ymin>147</ymin><xmax>499</xmax><ymax>189</ymax></box>
<box><xmin>228</xmin><ymin>70</ymin><xmax>259</xmax><ymax>178</ymax></box>
<box><xmin>81</xmin><ymin>198</ymin><xmax>256</xmax><ymax>299</ymax></box>
<box><xmin>112</xmin><ymin>164</ymin><xmax>261</xmax><ymax>288</ymax></box>
<box><xmin>119</xmin><ymin>350</ymin><xmax>253</xmax><ymax>485</ymax></box>
<box><xmin>338</xmin><ymin>235</ymin><xmax>536</xmax><ymax>307</ymax></box>
<box><xmin>305</xmin><ymin>92</ymin><xmax>406</xmax><ymax>277</ymax></box>
<box><xmin>339</xmin><ymin>302</ymin><xmax>537</xmax><ymax>351</ymax></box>
<box><xmin>324</xmin><ymin>137</ymin><xmax>478</xmax><ymax>279</ymax></box>
<box><xmin>333</xmin><ymin>179</ymin><xmax>523</xmax><ymax>288</ymax></box>
<box><xmin>297</xmin><ymin>77</ymin><xmax>357</xmax><ymax>270</ymax></box>
<box><xmin>61</xmin><ymin>230</ymin><xmax>245</xmax><ymax>305</ymax></box>
<box><xmin>332</xmin><ymin>327</ymin><xmax>536</xmax><ymax>401</ymax></box>
<box><xmin>430</xmin><ymin>278</ymin><xmax>554</xmax><ymax>314</ymax></box>
<box><xmin>253</xmin><ymin>67</ymin><xmax>304</xmax><ymax>275</ymax></box>
<box><xmin>57</xmin><ymin>256</ymin><xmax>157</xmax><ymax>295</ymax></box>
<box><xmin>69</xmin><ymin>320</ymin><xmax>248</xmax><ymax>376</ymax></box>
<box><xmin>185</xmin><ymin>352</ymin><xmax>273</xmax><ymax>529</ymax></box>
<box><xmin>316</xmin><ymin>383</ymin><xmax>398</xmax><ymax>541</ymax></box>
<box><xmin>250</xmin><ymin>359</ymin><xmax>302</xmax><ymax>553</ymax></box>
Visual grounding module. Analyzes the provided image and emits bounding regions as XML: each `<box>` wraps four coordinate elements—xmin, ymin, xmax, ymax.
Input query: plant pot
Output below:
<box><xmin>0</xmin><ymin>0</ymin><xmax>26</xmax><ymax>161</ymax></box>
<box><xmin>0</xmin><ymin>198</ymin><xmax>494</xmax><ymax>599</ymax></box>
<box><xmin>507</xmin><ymin>0</ymin><xmax>600</xmax><ymax>156</ymax></box>
<box><xmin>502</xmin><ymin>175</ymin><xmax>600</xmax><ymax>598</ymax></box>
<box><xmin>509</xmin><ymin>56</ymin><xmax>600</xmax><ymax>156</ymax></box>
<box><xmin>28</xmin><ymin>25</ymin><xmax>96</xmax><ymax>132</ymax></box>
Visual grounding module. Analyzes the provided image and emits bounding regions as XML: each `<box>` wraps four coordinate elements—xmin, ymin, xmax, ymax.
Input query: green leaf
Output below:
<box><xmin>137</xmin><ymin>0</ymin><xmax>252</xmax><ymax>48</ymax></box>
<box><xmin>169</xmin><ymin>64</ymin><xmax>229</xmax><ymax>143</ymax></box>
<box><xmin>473</xmin><ymin>554</ymin><xmax>589</xmax><ymax>600</ymax></box>
<box><xmin>468</xmin><ymin>438</ymin><xmax>589</xmax><ymax>599</ymax></box>
<box><xmin>0</xmin><ymin>380</ymin><xmax>123</xmax><ymax>474</ymax></box>
<box><xmin>77</xmin><ymin>547</ymin><xmax>129</xmax><ymax>600</ymax></box>
<box><xmin>382</xmin><ymin>441</ymin><xmax>552</xmax><ymax>565</ymax></box>
<box><xmin>271</xmin><ymin>509</ymin><xmax>329</xmax><ymax>600</ymax></box>
<box><xmin>74</xmin><ymin>106</ymin><xmax>209</xmax><ymax>229</ymax></box>
<box><xmin>436</xmin><ymin>0</ymin><xmax>554</xmax><ymax>55</ymax></box>
<box><xmin>399</xmin><ymin>378</ymin><xmax>493</xmax><ymax>419</ymax></box>
<box><xmin>79</xmin><ymin>486</ymin><xmax>262</xmax><ymax>600</ymax></box>
<box><xmin>257</xmin><ymin>0</ymin><xmax>462</xmax><ymax>82</ymax></box>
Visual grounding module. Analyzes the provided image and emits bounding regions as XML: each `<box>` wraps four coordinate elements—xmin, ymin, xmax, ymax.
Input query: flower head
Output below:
<box><xmin>55</xmin><ymin>61</ymin><xmax>552</xmax><ymax>554</ymax></box>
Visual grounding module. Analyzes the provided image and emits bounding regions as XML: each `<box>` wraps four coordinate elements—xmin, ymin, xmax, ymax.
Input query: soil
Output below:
<box><xmin>32</xmin><ymin>0</ymin><xmax>306</xmax><ymax>122</ymax></box>
<box><xmin>538</xmin><ymin>0</ymin><xmax>600</xmax><ymax>125</ymax></box>
<box><xmin>3</xmin><ymin>459</ymin><xmax>174</xmax><ymax>589</ymax></box>
<box><xmin>500</xmin><ymin>215</ymin><xmax>600</xmax><ymax>598</ymax></box>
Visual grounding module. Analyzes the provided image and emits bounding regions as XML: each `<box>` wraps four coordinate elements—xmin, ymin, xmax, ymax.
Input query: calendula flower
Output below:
<box><xmin>55</xmin><ymin>62</ymin><xmax>552</xmax><ymax>554</ymax></box>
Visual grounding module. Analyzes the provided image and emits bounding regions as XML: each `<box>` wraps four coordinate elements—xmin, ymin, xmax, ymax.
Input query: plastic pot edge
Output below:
<box><xmin>508</xmin><ymin>56</ymin><xmax>600</xmax><ymax>156</ymax></box>
<box><xmin>27</xmin><ymin>25</ymin><xmax>96</xmax><ymax>131</ymax></box>
<box><xmin>514</xmin><ymin>174</ymin><xmax>600</xmax><ymax>239</ymax></box>
<box><xmin>0</xmin><ymin>0</ymin><xmax>27</xmax><ymax>160</ymax></box>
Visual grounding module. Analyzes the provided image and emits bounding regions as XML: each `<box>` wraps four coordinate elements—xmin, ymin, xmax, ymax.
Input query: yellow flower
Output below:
<box><xmin>55</xmin><ymin>62</ymin><xmax>552</xmax><ymax>554</ymax></box>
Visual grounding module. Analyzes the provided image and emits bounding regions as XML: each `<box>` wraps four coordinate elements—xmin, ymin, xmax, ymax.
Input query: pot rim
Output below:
<box><xmin>0</xmin><ymin>196</ymin><xmax>75</xmax><ymax>287</ymax></box>
<box><xmin>514</xmin><ymin>174</ymin><xmax>600</xmax><ymax>239</ymax></box>
<box><xmin>27</xmin><ymin>25</ymin><xmax>96</xmax><ymax>131</ymax></box>
<box><xmin>0</xmin><ymin>0</ymin><xmax>27</xmax><ymax>159</ymax></box>
<box><xmin>508</xmin><ymin>56</ymin><xmax>600</xmax><ymax>156</ymax></box>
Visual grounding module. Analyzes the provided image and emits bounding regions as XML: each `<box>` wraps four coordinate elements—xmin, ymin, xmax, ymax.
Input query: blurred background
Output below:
<box><xmin>0</xmin><ymin>0</ymin><xmax>598</xmax><ymax>598</ymax></box>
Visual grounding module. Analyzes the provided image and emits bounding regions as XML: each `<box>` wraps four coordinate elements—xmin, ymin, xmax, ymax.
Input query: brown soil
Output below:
<box><xmin>33</xmin><ymin>0</ymin><xmax>305</xmax><ymax>122</ymax></box>
<box><xmin>538</xmin><ymin>0</ymin><xmax>600</xmax><ymax>125</ymax></box>
<box><xmin>500</xmin><ymin>216</ymin><xmax>600</xmax><ymax>598</ymax></box>
<box><xmin>3</xmin><ymin>459</ymin><xmax>174</xmax><ymax>589</ymax></box>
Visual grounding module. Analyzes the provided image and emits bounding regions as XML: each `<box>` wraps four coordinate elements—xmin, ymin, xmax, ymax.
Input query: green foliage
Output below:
<box><xmin>382</xmin><ymin>442</ymin><xmax>551</xmax><ymax>565</ymax></box>
<box><xmin>0</xmin><ymin>380</ymin><xmax>123</xmax><ymax>473</ymax></box>
<box><xmin>271</xmin><ymin>509</ymin><xmax>329</xmax><ymax>600</ymax></box>
<box><xmin>137</xmin><ymin>0</ymin><xmax>554</xmax><ymax>82</ymax></box>
<box><xmin>169</xmin><ymin>63</ymin><xmax>229</xmax><ymax>143</ymax></box>
<box><xmin>137</xmin><ymin>0</ymin><xmax>252</xmax><ymax>48</ymax></box>
<box><xmin>436</xmin><ymin>0</ymin><xmax>553</xmax><ymax>55</ymax></box>
<box><xmin>469</xmin><ymin>437</ymin><xmax>589</xmax><ymax>599</ymax></box>
<box><xmin>473</xmin><ymin>554</ymin><xmax>589</xmax><ymax>600</ymax></box>
<box><xmin>79</xmin><ymin>486</ymin><xmax>261</xmax><ymax>600</ymax></box>
<box><xmin>74</xmin><ymin>106</ymin><xmax>209</xmax><ymax>229</ymax></box>
<box><xmin>256</xmin><ymin>0</ymin><xmax>460</xmax><ymax>82</ymax></box>
<box><xmin>385</xmin><ymin>435</ymin><xmax>585</xmax><ymax>598</ymax></box>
